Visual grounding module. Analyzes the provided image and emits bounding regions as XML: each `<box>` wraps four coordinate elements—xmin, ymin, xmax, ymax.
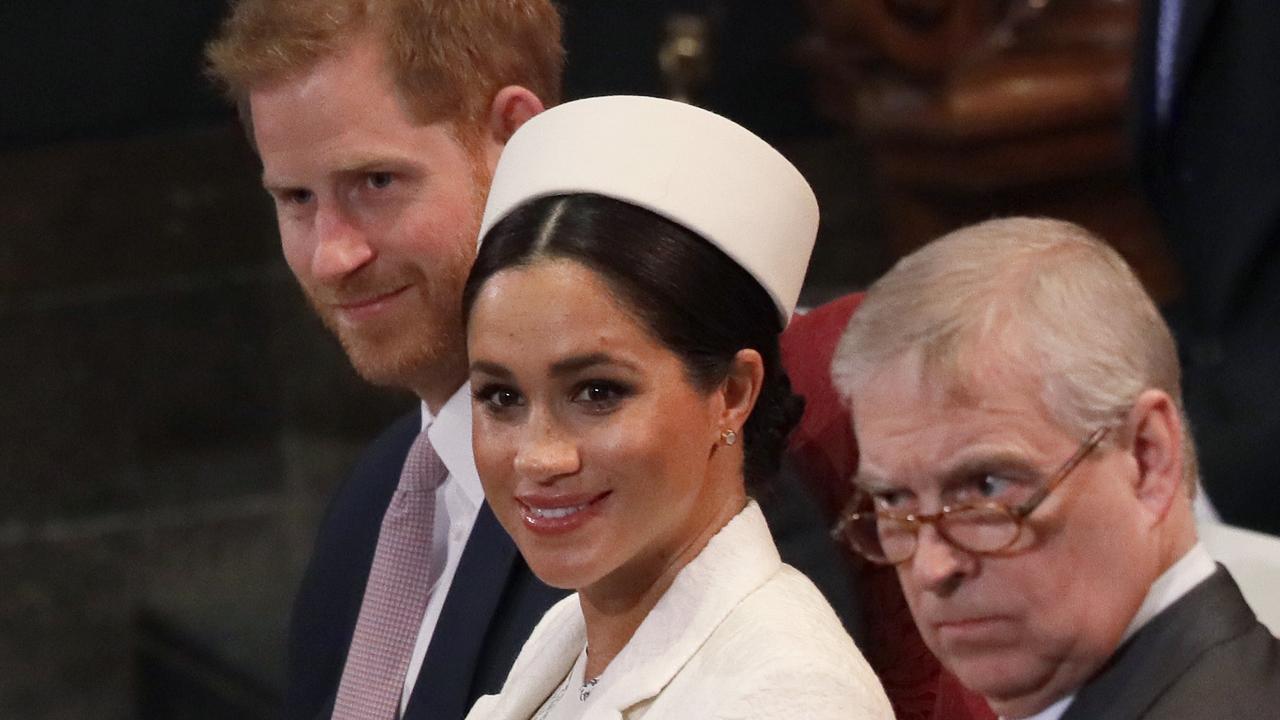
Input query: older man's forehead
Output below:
<box><xmin>852</xmin><ymin>354</ymin><xmax>1073</xmax><ymax>484</ymax></box>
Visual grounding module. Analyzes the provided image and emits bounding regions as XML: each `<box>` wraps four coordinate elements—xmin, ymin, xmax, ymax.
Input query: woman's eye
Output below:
<box><xmin>571</xmin><ymin>381</ymin><xmax>629</xmax><ymax>409</ymax></box>
<box><xmin>474</xmin><ymin>384</ymin><xmax>524</xmax><ymax>410</ymax></box>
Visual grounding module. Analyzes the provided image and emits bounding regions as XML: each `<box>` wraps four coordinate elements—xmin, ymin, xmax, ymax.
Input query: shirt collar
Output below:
<box><xmin>420</xmin><ymin>384</ymin><xmax>484</xmax><ymax>508</ymax></box>
<box><xmin>1121</xmin><ymin>541</ymin><xmax>1216</xmax><ymax>643</ymax></box>
<box><xmin>1009</xmin><ymin>693</ymin><xmax>1074</xmax><ymax>720</ymax></box>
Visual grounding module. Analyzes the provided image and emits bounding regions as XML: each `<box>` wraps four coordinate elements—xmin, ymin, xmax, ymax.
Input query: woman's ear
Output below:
<box><xmin>1124</xmin><ymin>388</ymin><xmax>1187</xmax><ymax>525</ymax></box>
<box><xmin>718</xmin><ymin>349</ymin><xmax>765</xmax><ymax>435</ymax></box>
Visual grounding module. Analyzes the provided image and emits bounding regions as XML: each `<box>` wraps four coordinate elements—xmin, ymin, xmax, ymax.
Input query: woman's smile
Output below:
<box><xmin>517</xmin><ymin>490</ymin><xmax>612</xmax><ymax>534</ymax></box>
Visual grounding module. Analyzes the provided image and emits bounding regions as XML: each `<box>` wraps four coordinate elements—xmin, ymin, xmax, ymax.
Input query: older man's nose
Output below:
<box><xmin>906</xmin><ymin>524</ymin><xmax>974</xmax><ymax>595</ymax></box>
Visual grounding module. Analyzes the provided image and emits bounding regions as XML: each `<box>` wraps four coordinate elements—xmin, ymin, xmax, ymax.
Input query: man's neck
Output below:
<box><xmin>412</xmin><ymin>366</ymin><xmax>467</xmax><ymax>417</ymax></box>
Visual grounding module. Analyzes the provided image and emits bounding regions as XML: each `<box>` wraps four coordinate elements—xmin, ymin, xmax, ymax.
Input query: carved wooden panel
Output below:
<box><xmin>803</xmin><ymin>0</ymin><xmax>1180</xmax><ymax>302</ymax></box>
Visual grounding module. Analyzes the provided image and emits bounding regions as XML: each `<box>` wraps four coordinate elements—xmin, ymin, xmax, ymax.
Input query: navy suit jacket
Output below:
<box><xmin>284</xmin><ymin>408</ymin><xmax>860</xmax><ymax>720</ymax></box>
<box><xmin>1131</xmin><ymin>0</ymin><xmax>1280</xmax><ymax>534</ymax></box>
<box><xmin>1060</xmin><ymin>567</ymin><xmax>1280</xmax><ymax>720</ymax></box>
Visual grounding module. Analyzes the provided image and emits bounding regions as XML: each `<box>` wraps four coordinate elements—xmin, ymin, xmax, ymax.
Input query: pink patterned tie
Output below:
<box><xmin>332</xmin><ymin>430</ymin><xmax>448</xmax><ymax>720</ymax></box>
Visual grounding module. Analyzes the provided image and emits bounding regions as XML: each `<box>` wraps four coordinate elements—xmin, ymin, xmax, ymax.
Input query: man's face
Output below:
<box><xmin>250</xmin><ymin>37</ymin><xmax>493</xmax><ymax>397</ymax></box>
<box><xmin>851</xmin><ymin>350</ymin><xmax>1159</xmax><ymax>718</ymax></box>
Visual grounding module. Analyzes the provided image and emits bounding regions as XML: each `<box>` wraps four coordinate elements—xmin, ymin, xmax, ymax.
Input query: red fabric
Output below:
<box><xmin>781</xmin><ymin>293</ymin><xmax>995</xmax><ymax>720</ymax></box>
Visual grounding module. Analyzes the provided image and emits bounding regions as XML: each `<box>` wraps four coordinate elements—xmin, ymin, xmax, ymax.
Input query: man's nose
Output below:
<box><xmin>906</xmin><ymin>524</ymin><xmax>975</xmax><ymax>595</ymax></box>
<box><xmin>512</xmin><ymin>411</ymin><xmax>580</xmax><ymax>483</ymax></box>
<box><xmin>311</xmin><ymin>204</ymin><xmax>375</xmax><ymax>281</ymax></box>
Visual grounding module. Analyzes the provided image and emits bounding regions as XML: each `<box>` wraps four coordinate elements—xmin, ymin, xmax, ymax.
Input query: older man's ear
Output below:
<box><xmin>1125</xmin><ymin>389</ymin><xmax>1187</xmax><ymax>526</ymax></box>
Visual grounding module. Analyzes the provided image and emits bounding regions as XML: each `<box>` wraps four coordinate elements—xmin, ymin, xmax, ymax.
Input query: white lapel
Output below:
<box><xmin>472</xmin><ymin>595</ymin><xmax>586</xmax><ymax>720</ymax></box>
<box><xmin>590</xmin><ymin>502</ymin><xmax>780</xmax><ymax>715</ymax></box>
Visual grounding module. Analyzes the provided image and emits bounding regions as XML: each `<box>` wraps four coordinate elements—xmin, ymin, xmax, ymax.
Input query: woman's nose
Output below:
<box><xmin>512</xmin><ymin>413</ymin><xmax>580</xmax><ymax>482</ymax></box>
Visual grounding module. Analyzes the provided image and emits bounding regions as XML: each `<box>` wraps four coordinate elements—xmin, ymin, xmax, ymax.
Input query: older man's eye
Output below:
<box><xmin>872</xmin><ymin>489</ymin><xmax>913</xmax><ymax>512</ymax></box>
<box><xmin>960</xmin><ymin>475</ymin><xmax>1018</xmax><ymax>503</ymax></box>
<box><xmin>367</xmin><ymin>171</ymin><xmax>394</xmax><ymax>189</ymax></box>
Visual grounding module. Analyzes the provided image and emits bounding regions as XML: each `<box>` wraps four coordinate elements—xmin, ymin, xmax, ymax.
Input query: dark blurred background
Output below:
<box><xmin>9</xmin><ymin>0</ymin><xmax>1265</xmax><ymax>717</ymax></box>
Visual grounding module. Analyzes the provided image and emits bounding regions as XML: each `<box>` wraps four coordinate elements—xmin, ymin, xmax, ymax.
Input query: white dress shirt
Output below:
<box><xmin>1010</xmin><ymin>543</ymin><xmax>1217</xmax><ymax>720</ymax></box>
<box><xmin>398</xmin><ymin>384</ymin><xmax>486</xmax><ymax>712</ymax></box>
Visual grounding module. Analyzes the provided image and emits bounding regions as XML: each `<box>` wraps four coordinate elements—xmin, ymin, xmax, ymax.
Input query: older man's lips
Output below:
<box><xmin>333</xmin><ymin>285</ymin><xmax>411</xmax><ymax>321</ymax></box>
<box><xmin>517</xmin><ymin>491</ymin><xmax>610</xmax><ymax>535</ymax></box>
<box><xmin>932</xmin><ymin>616</ymin><xmax>1013</xmax><ymax>644</ymax></box>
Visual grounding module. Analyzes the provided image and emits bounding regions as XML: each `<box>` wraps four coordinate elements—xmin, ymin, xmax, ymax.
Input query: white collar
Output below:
<box><xmin>1121</xmin><ymin>541</ymin><xmax>1216</xmax><ymax>643</ymax></box>
<box><xmin>1010</xmin><ymin>693</ymin><xmax>1074</xmax><ymax>720</ymax></box>
<box><xmin>420</xmin><ymin>384</ymin><xmax>484</xmax><ymax>508</ymax></box>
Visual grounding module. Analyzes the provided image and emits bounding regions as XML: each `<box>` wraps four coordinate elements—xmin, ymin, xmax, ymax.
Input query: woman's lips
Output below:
<box><xmin>517</xmin><ymin>491</ymin><xmax>611</xmax><ymax>534</ymax></box>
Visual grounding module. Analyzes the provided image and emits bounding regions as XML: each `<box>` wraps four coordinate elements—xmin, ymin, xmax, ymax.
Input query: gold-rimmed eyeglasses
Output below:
<box><xmin>831</xmin><ymin>427</ymin><xmax>1110</xmax><ymax>565</ymax></box>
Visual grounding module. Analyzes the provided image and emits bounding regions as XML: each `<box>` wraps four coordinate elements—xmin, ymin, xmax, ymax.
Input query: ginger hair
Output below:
<box><xmin>205</xmin><ymin>0</ymin><xmax>563</xmax><ymax>128</ymax></box>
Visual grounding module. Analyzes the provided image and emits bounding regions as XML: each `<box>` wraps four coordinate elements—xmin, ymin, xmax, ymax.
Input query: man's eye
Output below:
<box><xmin>276</xmin><ymin>188</ymin><xmax>313</xmax><ymax>206</ymax></box>
<box><xmin>963</xmin><ymin>475</ymin><xmax>1017</xmax><ymax>502</ymax></box>
<box><xmin>367</xmin><ymin>172</ymin><xmax>394</xmax><ymax>189</ymax></box>
<box><xmin>872</xmin><ymin>490</ymin><xmax>912</xmax><ymax>512</ymax></box>
<box><xmin>572</xmin><ymin>381</ymin><xmax>629</xmax><ymax>409</ymax></box>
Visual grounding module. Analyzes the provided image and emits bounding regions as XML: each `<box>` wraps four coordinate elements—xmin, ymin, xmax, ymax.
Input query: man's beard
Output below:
<box><xmin>302</xmin><ymin>241</ymin><xmax>473</xmax><ymax>394</ymax></box>
<box><xmin>303</xmin><ymin>148</ymin><xmax>491</xmax><ymax>394</ymax></box>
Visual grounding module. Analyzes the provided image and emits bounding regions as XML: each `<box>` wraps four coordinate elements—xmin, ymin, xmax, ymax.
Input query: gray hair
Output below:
<box><xmin>831</xmin><ymin>217</ymin><xmax>1198</xmax><ymax>487</ymax></box>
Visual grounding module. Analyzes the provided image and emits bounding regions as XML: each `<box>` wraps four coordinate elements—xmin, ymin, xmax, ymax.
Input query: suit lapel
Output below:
<box><xmin>1060</xmin><ymin>567</ymin><xmax>1257</xmax><ymax>720</ymax></box>
<box><xmin>1167</xmin><ymin>0</ymin><xmax>1219</xmax><ymax>121</ymax></box>
<box><xmin>1132</xmin><ymin>0</ymin><xmax>1162</xmax><ymax>160</ymax></box>
<box><xmin>403</xmin><ymin>504</ymin><xmax>521</xmax><ymax>720</ymax></box>
<box><xmin>475</xmin><ymin>599</ymin><xmax>587</xmax><ymax>720</ymax></box>
<box><xmin>592</xmin><ymin>504</ymin><xmax>781</xmax><ymax>714</ymax></box>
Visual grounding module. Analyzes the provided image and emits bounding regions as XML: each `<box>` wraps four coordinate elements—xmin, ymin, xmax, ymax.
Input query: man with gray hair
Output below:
<box><xmin>829</xmin><ymin>217</ymin><xmax>1279</xmax><ymax>719</ymax></box>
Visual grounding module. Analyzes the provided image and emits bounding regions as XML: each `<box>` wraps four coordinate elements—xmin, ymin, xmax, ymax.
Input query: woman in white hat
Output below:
<box><xmin>461</xmin><ymin>96</ymin><xmax>891</xmax><ymax>720</ymax></box>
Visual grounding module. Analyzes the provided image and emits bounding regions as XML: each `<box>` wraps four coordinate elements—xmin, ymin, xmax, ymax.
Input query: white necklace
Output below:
<box><xmin>531</xmin><ymin>649</ymin><xmax>601</xmax><ymax>720</ymax></box>
<box><xmin>578</xmin><ymin>676</ymin><xmax>600</xmax><ymax>702</ymax></box>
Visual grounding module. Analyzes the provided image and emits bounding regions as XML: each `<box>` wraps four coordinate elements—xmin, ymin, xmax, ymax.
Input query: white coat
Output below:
<box><xmin>465</xmin><ymin>502</ymin><xmax>893</xmax><ymax>720</ymax></box>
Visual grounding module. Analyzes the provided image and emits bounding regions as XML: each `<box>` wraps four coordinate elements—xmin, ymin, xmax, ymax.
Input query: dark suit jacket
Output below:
<box><xmin>1061</xmin><ymin>566</ymin><xmax>1280</xmax><ymax>719</ymax></box>
<box><xmin>284</xmin><ymin>406</ymin><xmax>859</xmax><ymax>720</ymax></box>
<box><xmin>1131</xmin><ymin>0</ymin><xmax>1280</xmax><ymax>534</ymax></box>
<box><xmin>283</xmin><ymin>411</ymin><xmax>565</xmax><ymax>720</ymax></box>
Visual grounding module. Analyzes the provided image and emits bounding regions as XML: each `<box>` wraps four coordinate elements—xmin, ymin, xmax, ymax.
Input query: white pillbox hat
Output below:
<box><xmin>478</xmin><ymin>95</ymin><xmax>819</xmax><ymax>324</ymax></box>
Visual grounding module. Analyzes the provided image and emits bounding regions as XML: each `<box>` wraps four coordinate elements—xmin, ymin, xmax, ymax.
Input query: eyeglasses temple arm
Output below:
<box><xmin>1012</xmin><ymin>426</ymin><xmax>1110</xmax><ymax>518</ymax></box>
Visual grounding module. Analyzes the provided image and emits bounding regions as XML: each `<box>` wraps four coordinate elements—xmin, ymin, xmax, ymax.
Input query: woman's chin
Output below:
<box><xmin>524</xmin><ymin>558</ymin><xmax>597</xmax><ymax>591</ymax></box>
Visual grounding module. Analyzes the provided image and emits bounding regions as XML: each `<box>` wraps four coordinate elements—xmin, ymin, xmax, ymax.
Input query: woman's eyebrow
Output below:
<box><xmin>468</xmin><ymin>360</ymin><xmax>513</xmax><ymax>378</ymax></box>
<box><xmin>549</xmin><ymin>353</ymin><xmax>640</xmax><ymax>377</ymax></box>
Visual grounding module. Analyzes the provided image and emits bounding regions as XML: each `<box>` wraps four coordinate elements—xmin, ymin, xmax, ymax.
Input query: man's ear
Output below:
<box><xmin>717</xmin><ymin>349</ymin><xmax>766</xmax><ymax>440</ymax></box>
<box><xmin>487</xmin><ymin>85</ymin><xmax>544</xmax><ymax>146</ymax></box>
<box><xmin>1125</xmin><ymin>389</ymin><xmax>1186</xmax><ymax>524</ymax></box>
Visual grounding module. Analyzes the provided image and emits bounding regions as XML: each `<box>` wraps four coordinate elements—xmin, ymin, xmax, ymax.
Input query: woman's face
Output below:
<box><xmin>467</xmin><ymin>259</ymin><xmax>744</xmax><ymax>596</ymax></box>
